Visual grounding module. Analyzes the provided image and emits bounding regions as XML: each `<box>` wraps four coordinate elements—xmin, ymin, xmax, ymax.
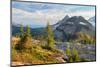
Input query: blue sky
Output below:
<box><xmin>12</xmin><ymin>1</ymin><xmax>95</xmax><ymax>28</ymax></box>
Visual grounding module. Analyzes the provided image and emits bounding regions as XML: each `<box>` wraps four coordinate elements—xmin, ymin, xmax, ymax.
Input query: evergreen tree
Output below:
<box><xmin>46</xmin><ymin>22</ymin><xmax>55</xmax><ymax>48</ymax></box>
<box><xmin>66</xmin><ymin>48</ymin><xmax>71</xmax><ymax>56</ymax></box>
<box><xmin>72</xmin><ymin>48</ymin><xmax>80</xmax><ymax>62</ymax></box>
<box><xmin>21</xmin><ymin>25</ymin><xmax>33</xmax><ymax>49</ymax></box>
<box><xmin>26</xmin><ymin>25</ymin><xmax>31</xmax><ymax>36</ymax></box>
<box><xmin>16</xmin><ymin>25</ymin><xmax>33</xmax><ymax>50</ymax></box>
<box><xmin>66</xmin><ymin>48</ymin><xmax>73</xmax><ymax>62</ymax></box>
<box><xmin>20</xmin><ymin>24</ymin><xmax>24</xmax><ymax>37</ymax></box>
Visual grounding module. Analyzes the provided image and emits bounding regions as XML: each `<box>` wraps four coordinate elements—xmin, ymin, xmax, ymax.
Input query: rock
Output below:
<box><xmin>53</xmin><ymin>15</ymin><xmax>94</xmax><ymax>41</ymax></box>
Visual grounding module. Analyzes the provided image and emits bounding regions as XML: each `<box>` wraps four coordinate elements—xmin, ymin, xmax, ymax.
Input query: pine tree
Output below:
<box><xmin>20</xmin><ymin>24</ymin><xmax>24</xmax><ymax>37</ymax></box>
<box><xmin>26</xmin><ymin>25</ymin><xmax>31</xmax><ymax>36</ymax></box>
<box><xmin>66</xmin><ymin>48</ymin><xmax>73</xmax><ymax>62</ymax></box>
<box><xmin>72</xmin><ymin>48</ymin><xmax>80</xmax><ymax>62</ymax></box>
<box><xmin>21</xmin><ymin>25</ymin><xmax>33</xmax><ymax>49</ymax></box>
<box><xmin>16</xmin><ymin>25</ymin><xmax>33</xmax><ymax>50</ymax></box>
<box><xmin>66</xmin><ymin>48</ymin><xmax>71</xmax><ymax>56</ymax></box>
<box><xmin>46</xmin><ymin>22</ymin><xmax>55</xmax><ymax>48</ymax></box>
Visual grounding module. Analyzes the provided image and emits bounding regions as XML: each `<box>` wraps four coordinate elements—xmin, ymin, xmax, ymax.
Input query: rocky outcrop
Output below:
<box><xmin>53</xmin><ymin>15</ymin><xmax>95</xmax><ymax>41</ymax></box>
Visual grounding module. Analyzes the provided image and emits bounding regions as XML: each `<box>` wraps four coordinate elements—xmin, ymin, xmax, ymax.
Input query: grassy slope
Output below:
<box><xmin>12</xmin><ymin>37</ymin><xmax>65</xmax><ymax>66</ymax></box>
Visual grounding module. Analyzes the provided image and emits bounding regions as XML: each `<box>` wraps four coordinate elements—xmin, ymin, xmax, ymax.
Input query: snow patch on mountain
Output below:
<box><xmin>88</xmin><ymin>16</ymin><xmax>95</xmax><ymax>26</ymax></box>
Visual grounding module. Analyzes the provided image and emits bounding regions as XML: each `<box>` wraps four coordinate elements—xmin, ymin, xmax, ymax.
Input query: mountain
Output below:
<box><xmin>88</xmin><ymin>16</ymin><xmax>95</xmax><ymax>26</ymax></box>
<box><xmin>12</xmin><ymin>23</ymin><xmax>44</xmax><ymax>28</ymax></box>
<box><xmin>53</xmin><ymin>16</ymin><xmax>95</xmax><ymax>41</ymax></box>
<box><xmin>12</xmin><ymin>24</ymin><xmax>46</xmax><ymax>38</ymax></box>
<box><xmin>12</xmin><ymin>15</ymin><xmax>95</xmax><ymax>42</ymax></box>
<box><xmin>53</xmin><ymin>15</ymin><xmax>69</xmax><ymax>30</ymax></box>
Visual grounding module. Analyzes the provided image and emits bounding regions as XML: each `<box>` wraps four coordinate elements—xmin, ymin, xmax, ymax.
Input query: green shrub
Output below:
<box><xmin>66</xmin><ymin>48</ymin><xmax>73</xmax><ymax>62</ymax></box>
<box><xmin>65</xmin><ymin>48</ymin><xmax>80</xmax><ymax>62</ymax></box>
<box><xmin>46</xmin><ymin>22</ymin><xmax>55</xmax><ymax>48</ymax></box>
<box><xmin>66</xmin><ymin>48</ymin><xmax>71</xmax><ymax>56</ymax></box>
<box><xmin>72</xmin><ymin>48</ymin><xmax>80</xmax><ymax>62</ymax></box>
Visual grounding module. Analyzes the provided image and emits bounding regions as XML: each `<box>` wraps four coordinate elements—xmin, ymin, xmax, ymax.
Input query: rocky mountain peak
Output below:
<box><xmin>53</xmin><ymin>15</ymin><xmax>95</xmax><ymax>41</ymax></box>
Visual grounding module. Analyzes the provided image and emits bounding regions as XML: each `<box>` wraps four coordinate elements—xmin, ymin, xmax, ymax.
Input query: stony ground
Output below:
<box><xmin>56</xmin><ymin>42</ymin><xmax>96</xmax><ymax>61</ymax></box>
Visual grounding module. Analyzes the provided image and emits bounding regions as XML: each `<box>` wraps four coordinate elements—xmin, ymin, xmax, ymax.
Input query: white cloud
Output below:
<box><xmin>12</xmin><ymin>7</ymin><xmax>95</xmax><ymax>27</ymax></box>
<box><xmin>68</xmin><ymin>10</ymin><xmax>95</xmax><ymax>19</ymax></box>
<box><xmin>12</xmin><ymin>8</ymin><xmax>67</xmax><ymax>26</ymax></box>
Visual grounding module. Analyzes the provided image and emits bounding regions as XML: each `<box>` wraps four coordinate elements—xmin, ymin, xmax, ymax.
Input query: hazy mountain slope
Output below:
<box><xmin>12</xmin><ymin>24</ymin><xmax>46</xmax><ymax>37</ymax></box>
